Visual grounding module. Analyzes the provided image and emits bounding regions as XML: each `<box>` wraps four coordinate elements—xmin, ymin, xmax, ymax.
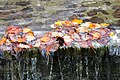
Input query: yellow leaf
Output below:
<box><xmin>101</xmin><ymin>23</ymin><xmax>109</xmax><ymax>27</ymax></box>
<box><xmin>23</xmin><ymin>28</ymin><xmax>32</xmax><ymax>33</ymax></box>
<box><xmin>109</xmin><ymin>32</ymin><xmax>114</xmax><ymax>37</ymax></box>
<box><xmin>55</xmin><ymin>21</ymin><xmax>64</xmax><ymax>26</ymax></box>
<box><xmin>72</xmin><ymin>19</ymin><xmax>83</xmax><ymax>24</ymax></box>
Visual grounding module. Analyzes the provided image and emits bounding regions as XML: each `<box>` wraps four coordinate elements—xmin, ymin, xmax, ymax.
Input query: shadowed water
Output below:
<box><xmin>0</xmin><ymin>47</ymin><xmax>120</xmax><ymax>80</ymax></box>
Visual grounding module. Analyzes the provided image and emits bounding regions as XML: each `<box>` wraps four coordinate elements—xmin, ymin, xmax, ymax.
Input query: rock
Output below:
<box><xmin>30</xmin><ymin>21</ymin><xmax>52</xmax><ymax>31</ymax></box>
<box><xmin>8</xmin><ymin>12</ymin><xmax>32</xmax><ymax>20</ymax></box>
<box><xmin>50</xmin><ymin>9</ymin><xmax>74</xmax><ymax>20</ymax></box>
<box><xmin>117</xmin><ymin>20</ymin><xmax>120</xmax><ymax>26</ymax></box>
<box><xmin>77</xmin><ymin>14</ymin><xmax>85</xmax><ymax>17</ymax></box>
<box><xmin>117</xmin><ymin>33</ymin><xmax>120</xmax><ymax>38</ymax></box>
<box><xmin>100</xmin><ymin>10</ymin><xmax>109</xmax><ymax>15</ymax></box>
<box><xmin>0</xmin><ymin>6</ymin><xmax>14</xmax><ymax>10</ymax></box>
<box><xmin>0</xmin><ymin>7</ymin><xmax>5</xmax><ymax>10</ymax></box>
<box><xmin>74</xmin><ymin>7</ymin><xmax>87</xmax><ymax>13</ymax></box>
<box><xmin>83</xmin><ymin>19</ymin><xmax>90</xmax><ymax>22</ymax></box>
<box><xmin>113</xmin><ymin>9</ymin><xmax>120</xmax><ymax>18</ymax></box>
<box><xmin>0</xmin><ymin>14</ymin><xmax>9</xmax><ymax>19</ymax></box>
<box><xmin>87</xmin><ymin>11</ymin><xmax>97</xmax><ymax>16</ymax></box>
<box><xmin>89</xmin><ymin>17</ymin><xmax>104</xmax><ymax>23</ymax></box>
<box><xmin>93</xmin><ymin>9</ymin><xmax>109</xmax><ymax>15</ymax></box>
<box><xmin>31</xmin><ymin>22</ymin><xmax>44</xmax><ymax>27</ymax></box>
<box><xmin>7</xmin><ymin>18</ymin><xmax>32</xmax><ymax>26</ymax></box>
<box><xmin>39</xmin><ymin>0</ymin><xmax>51</xmax><ymax>1</ymax></box>
<box><xmin>113</xmin><ymin>5</ymin><xmax>120</xmax><ymax>10</ymax></box>
<box><xmin>11</xmin><ymin>9</ymin><xmax>18</xmax><ymax>14</ymax></box>
<box><xmin>0</xmin><ymin>10</ymin><xmax>11</xmax><ymax>15</ymax></box>
<box><xmin>4</xmin><ymin>5</ymin><xmax>16</xmax><ymax>10</ymax></box>
<box><xmin>22</xmin><ymin>13</ymin><xmax>32</xmax><ymax>18</ymax></box>
<box><xmin>81</xmin><ymin>5</ymin><xmax>88</xmax><ymax>7</ymax></box>
<box><xmin>20</xmin><ymin>7</ymin><xmax>33</xmax><ymax>13</ymax></box>
<box><xmin>40</xmin><ymin>13</ymin><xmax>52</xmax><ymax>18</ymax></box>
<box><xmin>15</xmin><ymin>1</ymin><xmax>31</xmax><ymax>6</ymax></box>
<box><xmin>0</xmin><ymin>5</ymin><xmax>18</xmax><ymax>14</ymax></box>
<box><xmin>63</xmin><ymin>1</ymin><xmax>77</xmax><ymax>8</ymax></box>
<box><xmin>110</xmin><ymin>23</ymin><xmax>119</xmax><ymax>27</ymax></box>
<box><xmin>9</xmin><ymin>13</ymin><xmax>21</xmax><ymax>20</ymax></box>
<box><xmin>74</xmin><ymin>10</ymin><xmax>85</xmax><ymax>13</ymax></box>
<box><xmin>74</xmin><ymin>10</ymin><xmax>81</xmax><ymax>13</ymax></box>
<box><xmin>68</xmin><ymin>14</ymin><xmax>78</xmax><ymax>20</ymax></box>
<box><xmin>36</xmin><ymin>6</ymin><xmax>45</xmax><ymax>11</ymax></box>
<box><xmin>45</xmin><ymin>19</ymin><xmax>56</xmax><ymax>25</ymax></box>
<box><xmin>93</xmin><ymin>9</ymin><xmax>102</xmax><ymax>12</ymax></box>
<box><xmin>0</xmin><ymin>25</ymin><xmax>6</xmax><ymax>32</ymax></box>
<box><xmin>104</xmin><ymin>1</ymin><xmax>111</xmax><ymax>6</ymax></box>
<box><xmin>66</xmin><ymin>4</ymin><xmax>77</xmax><ymax>8</ymax></box>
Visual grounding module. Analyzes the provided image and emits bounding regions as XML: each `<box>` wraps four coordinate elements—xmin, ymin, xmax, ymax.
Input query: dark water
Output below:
<box><xmin>0</xmin><ymin>47</ymin><xmax>120</xmax><ymax>80</ymax></box>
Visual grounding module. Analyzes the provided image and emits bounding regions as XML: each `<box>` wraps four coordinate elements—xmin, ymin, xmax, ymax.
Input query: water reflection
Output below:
<box><xmin>0</xmin><ymin>47</ymin><xmax>120</xmax><ymax>80</ymax></box>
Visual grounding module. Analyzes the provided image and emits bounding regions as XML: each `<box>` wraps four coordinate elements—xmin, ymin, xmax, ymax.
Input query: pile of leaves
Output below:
<box><xmin>0</xmin><ymin>19</ymin><xmax>115</xmax><ymax>56</ymax></box>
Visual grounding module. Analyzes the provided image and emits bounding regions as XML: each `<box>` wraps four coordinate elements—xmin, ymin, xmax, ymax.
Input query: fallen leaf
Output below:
<box><xmin>72</xmin><ymin>19</ymin><xmax>83</xmax><ymax>24</ymax></box>
<box><xmin>40</xmin><ymin>36</ymin><xmax>50</xmax><ymax>42</ymax></box>
<box><xmin>23</xmin><ymin>28</ymin><xmax>32</xmax><ymax>33</ymax></box>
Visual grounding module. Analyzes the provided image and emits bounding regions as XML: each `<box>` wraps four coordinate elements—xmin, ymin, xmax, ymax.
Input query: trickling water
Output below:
<box><xmin>0</xmin><ymin>47</ymin><xmax>120</xmax><ymax>80</ymax></box>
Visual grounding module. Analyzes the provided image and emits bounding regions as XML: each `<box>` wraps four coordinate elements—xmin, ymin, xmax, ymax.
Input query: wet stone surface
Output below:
<box><xmin>117</xmin><ymin>20</ymin><xmax>120</xmax><ymax>26</ymax></box>
<box><xmin>0</xmin><ymin>0</ymin><xmax>120</xmax><ymax>31</ymax></box>
<box><xmin>100</xmin><ymin>10</ymin><xmax>109</xmax><ymax>15</ymax></box>
<box><xmin>35</xmin><ymin>6</ymin><xmax>45</xmax><ymax>11</ymax></box>
<box><xmin>104</xmin><ymin>1</ymin><xmax>111</xmax><ymax>6</ymax></box>
<box><xmin>113</xmin><ymin>5</ymin><xmax>120</xmax><ymax>10</ymax></box>
<box><xmin>89</xmin><ymin>16</ymin><xmax>104</xmax><ymax>23</ymax></box>
<box><xmin>87</xmin><ymin>10</ymin><xmax>97</xmax><ymax>16</ymax></box>
<box><xmin>113</xmin><ymin>9</ymin><xmax>120</xmax><ymax>18</ymax></box>
<box><xmin>15</xmin><ymin>1</ymin><xmax>31</xmax><ymax>6</ymax></box>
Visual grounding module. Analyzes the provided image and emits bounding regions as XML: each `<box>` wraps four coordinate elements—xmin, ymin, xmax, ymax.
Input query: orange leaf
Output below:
<box><xmin>27</xmin><ymin>32</ymin><xmax>34</xmax><ymax>36</ymax></box>
<box><xmin>65</xmin><ymin>21</ymin><xmax>72</xmax><ymax>26</ymax></box>
<box><xmin>0</xmin><ymin>40</ymin><xmax>4</xmax><ymax>45</ymax></box>
<box><xmin>0</xmin><ymin>37</ymin><xmax>7</xmax><ymax>45</ymax></box>
<box><xmin>40</xmin><ymin>37</ymin><xmax>50</xmax><ymax>42</ymax></box>
<box><xmin>7</xmin><ymin>26</ymin><xmax>22</xmax><ymax>34</ymax></box>
<box><xmin>88</xmin><ymin>23</ymin><xmax>96</xmax><ymax>28</ymax></box>
<box><xmin>2</xmin><ymin>37</ymin><xmax>7</xmax><ymax>42</ymax></box>
<box><xmin>18</xmin><ymin>38</ymin><xmax>26</xmax><ymax>43</ymax></box>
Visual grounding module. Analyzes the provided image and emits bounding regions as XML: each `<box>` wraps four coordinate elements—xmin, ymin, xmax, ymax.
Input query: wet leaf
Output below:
<box><xmin>71</xmin><ymin>19</ymin><xmax>83</xmax><ymax>24</ymax></box>
<box><xmin>40</xmin><ymin>36</ymin><xmax>50</xmax><ymax>42</ymax></box>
